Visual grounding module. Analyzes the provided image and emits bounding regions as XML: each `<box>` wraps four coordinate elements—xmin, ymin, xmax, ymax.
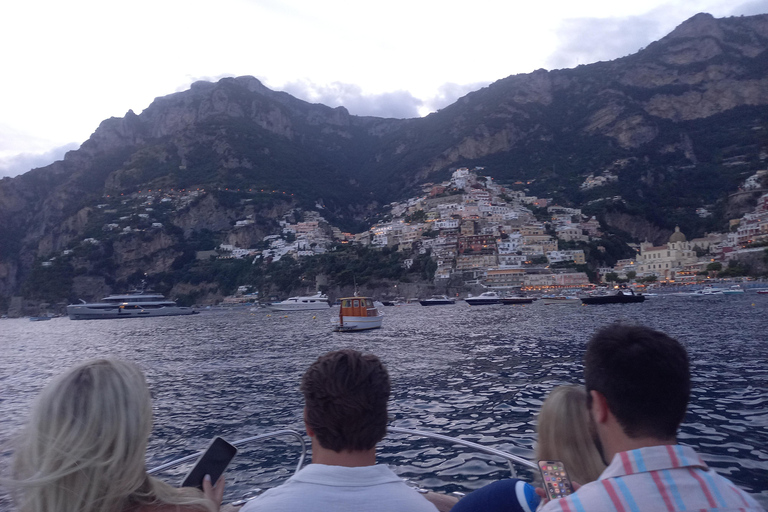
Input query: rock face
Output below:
<box><xmin>1</xmin><ymin>12</ymin><xmax>767</xmax><ymax>302</ymax></box>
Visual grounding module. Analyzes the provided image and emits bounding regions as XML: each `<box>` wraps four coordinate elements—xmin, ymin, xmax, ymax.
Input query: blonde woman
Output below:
<box><xmin>7</xmin><ymin>359</ymin><xmax>224</xmax><ymax>512</ymax></box>
<box><xmin>536</xmin><ymin>385</ymin><xmax>606</xmax><ymax>485</ymax></box>
<box><xmin>451</xmin><ymin>385</ymin><xmax>605</xmax><ymax>512</ymax></box>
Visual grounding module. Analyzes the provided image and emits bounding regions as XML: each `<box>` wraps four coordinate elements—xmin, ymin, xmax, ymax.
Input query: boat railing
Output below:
<box><xmin>147</xmin><ymin>426</ymin><xmax>534</xmax><ymax>482</ymax></box>
<box><xmin>387</xmin><ymin>426</ymin><xmax>536</xmax><ymax>478</ymax></box>
<box><xmin>147</xmin><ymin>429</ymin><xmax>308</xmax><ymax>476</ymax></box>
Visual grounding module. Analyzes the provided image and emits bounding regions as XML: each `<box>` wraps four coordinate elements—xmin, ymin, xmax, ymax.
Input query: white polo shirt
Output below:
<box><xmin>240</xmin><ymin>463</ymin><xmax>438</xmax><ymax>512</ymax></box>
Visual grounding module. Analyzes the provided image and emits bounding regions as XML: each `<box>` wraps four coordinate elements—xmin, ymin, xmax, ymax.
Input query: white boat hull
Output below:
<box><xmin>332</xmin><ymin>314</ymin><xmax>383</xmax><ymax>332</ymax></box>
<box><xmin>67</xmin><ymin>304</ymin><xmax>196</xmax><ymax>320</ymax></box>
<box><xmin>266</xmin><ymin>293</ymin><xmax>330</xmax><ymax>311</ymax></box>
<box><xmin>267</xmin><ymin>303</ymin><xmax>330</xmax><ymax>311</ymax></box>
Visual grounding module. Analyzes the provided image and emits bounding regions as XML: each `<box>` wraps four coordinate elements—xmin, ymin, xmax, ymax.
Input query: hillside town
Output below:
<box><xmin>200</xmin><ymin>167</ymin><xmax>768</xmax><ymax>290</ymax></box>
<box><xmin>38</xmin><ymin>166</ymin><xmax>768</xmax><ymax>295</ymax></box>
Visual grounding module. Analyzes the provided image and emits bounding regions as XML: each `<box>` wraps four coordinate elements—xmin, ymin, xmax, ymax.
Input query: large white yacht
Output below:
<box><xmin>266</xmin><ymin>292</ymin><xmax>330</xmax><ymax>311</ymax></box>
<box><xmin>67</xmin><ymin>290</ymin><xmax>196</xmax><ymax>320</ymax></box>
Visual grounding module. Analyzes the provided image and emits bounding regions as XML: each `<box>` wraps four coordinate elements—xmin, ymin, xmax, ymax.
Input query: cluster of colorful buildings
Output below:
<box><xmin>608</xmin><ymin>190</ymin><xmax>768</xmax><ymax>282</ymax></box>
<box><xmin>349</xmin><ymin>167</ymin><xmax>604</xmax><ymax>290</ymax></box>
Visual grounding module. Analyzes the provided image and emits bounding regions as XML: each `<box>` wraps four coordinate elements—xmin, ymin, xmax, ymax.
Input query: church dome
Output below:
<box><xmin>668</xmin><ymin>226</ymin><xmax>687</xmax><ymax>243</ymax></box>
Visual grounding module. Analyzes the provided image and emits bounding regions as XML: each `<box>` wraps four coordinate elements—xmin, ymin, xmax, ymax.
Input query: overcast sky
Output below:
<box><xmin>1</xmin><ymin>0</ymin><xmax>766</xmax><ymax>178</ymax></box>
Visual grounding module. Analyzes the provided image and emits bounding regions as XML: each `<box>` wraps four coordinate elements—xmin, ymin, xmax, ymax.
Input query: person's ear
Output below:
<box><xmin>590</xmin><ymin>390</ymin><xmax>609</xmax><ymax>424</ymax></box>
<box><xmin>303</xmin><ymin>407</ymin><xmax>315</xmax><ymax>437</ymax></box>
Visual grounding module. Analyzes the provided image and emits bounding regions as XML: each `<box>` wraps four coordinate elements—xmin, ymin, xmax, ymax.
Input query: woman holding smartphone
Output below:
<box><xmin>451</xmin><ymin>385</ymin><xmax>605</xmax><ymax>512</ymax></box>
<box><xmin>6</xmin><ymin>359</ymin><xmax>224</xmax><ymax>512</ymax></box>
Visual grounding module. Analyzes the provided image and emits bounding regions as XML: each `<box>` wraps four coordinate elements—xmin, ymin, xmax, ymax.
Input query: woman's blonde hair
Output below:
<box><xmin>535</xmin><ymin>385</ymin><xmax>606</xmax><ymax>485</ymax></box>
<box><xmin>9</xmin><ymin>359</ymin><xmax>215</xmax><ymax>512</ymax></box>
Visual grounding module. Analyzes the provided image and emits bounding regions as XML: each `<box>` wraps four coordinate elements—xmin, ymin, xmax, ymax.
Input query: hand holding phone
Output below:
<box><xmin>180</xmin><ymin>436</ymin><xmax>237</xmax><ymax>489</ymax></box>
<box><xmin>538</xmin><ymin>460</ymin><xmax>574</xmax><ymax>500</ymax></box>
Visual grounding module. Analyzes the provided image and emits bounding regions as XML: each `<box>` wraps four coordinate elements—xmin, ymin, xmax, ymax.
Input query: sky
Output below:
<box><xmin>1</xmin><ymin>0</ymin><xmax>767</xmax><ymax>179</ymax></box>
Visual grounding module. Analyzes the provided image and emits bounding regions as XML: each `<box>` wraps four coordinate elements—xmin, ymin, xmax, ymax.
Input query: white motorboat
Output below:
<box><xmin>690</xmin><ymin>285</ymin><xmax>725</xmax><ymax>296</ymax></box>
<box><xmin>67</xmin><ymin>291</ymin><xmax>196</xmax><ymax>320</ymax></box>
<box><xmin>419</xmin><ymin>295</ymin><xmax>456</xmax><ymax>306</ymax></box>
<box><xmin>464</xmin><ymin>291</ymin><xmax>501</xmax><ymax>305</ymax></box>
<box><xmin>722</xmin><ymin>285</ymin><xmax>745</xmax><ymax>294</ymax></box>
<box><xmin>267</xmin><ymin>292</ymin><xmax>330</xmax><ymax>311</ymax></box>
<box><xmin>332</xmin><ymin>296</ymin><xmax>383</xmax><ymax>331</ymax></box>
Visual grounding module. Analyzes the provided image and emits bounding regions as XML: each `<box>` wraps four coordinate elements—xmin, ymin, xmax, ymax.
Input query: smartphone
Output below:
<box><xmin>538</xmin><ymin>460</ymin><xmax>574</xmax><ymax>500</ymax></box>
<box><xmin>180</xmin><ymin>436</ymin><xmax>237</xmax><ymax>489</ymax></box>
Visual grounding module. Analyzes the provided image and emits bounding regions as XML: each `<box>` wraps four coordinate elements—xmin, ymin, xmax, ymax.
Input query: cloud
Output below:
<box><xmin>280</xmin><ymin>80</ymin><xmax>424</xmax><ymax>119</ymax></box>
<box><xmin>421</xmin><ymin>82</ymin><xmax>491</xmax><ymax>115</ymax></box>
<box><xmin>728</xmin><ymin>0</ymin><xmax>768</xmax><ymax>15</ymax></box>
<box><xmin>274</xmin><ymin>79</ymin><xmax>491</xmax><ymax>119</ymax></box>
<box><xmin>0</xmin><ymin>143</ymin><xmax>79</xmax><ymax>179</ymax></box>
<box><xmin>545</xmin><ymin>15</ymin><xmax>663</xmax><ymax>70</ymax></box>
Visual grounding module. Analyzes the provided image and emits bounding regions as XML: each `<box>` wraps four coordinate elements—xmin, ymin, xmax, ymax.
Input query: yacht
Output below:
<box><xmin>266</xmin><ymin>292</ymin><xmax>331</xmax><ymax>311</ymax></box>
<box><xmin>464</xmin><ymin>291</ymin><xmax>501</xmax><ymax>305</ymax></box>
<box><xmin>419</xmin><ymin>295</ymin><xmax>456</xmax><ymax>306</ymax></box>
<box><xmin>690</xmin><ymin>285</ymin><xmax>725</xmax><ymax>296</ymax></box>
<box><xmin>67</xmin><ymin>291</ymin><xmax>196</xmax><ymax>320</ymax></box>
<box><xmin>581</xmin><ymin>287</ymin><xmax>645</xmax><ymax>305</ymax></box>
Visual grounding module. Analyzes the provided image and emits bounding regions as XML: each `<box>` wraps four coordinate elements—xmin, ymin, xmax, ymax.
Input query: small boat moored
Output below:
<box><xmin>419</xmin><ymin>295</ymin><xmax>456</xmax><ymax>306</ymax></box>
<box><xmin>332</xmin><ymin>296</ymin><xmax>383</xmax><ymax>332</ymax></box>
<box><xmin>267</xmin><ymin>292</ymin><xmax>330</xmax><ymax>311</ymax></box>
<box><xmin>690</xmin><ymin>285</ymin><xmax>725</xmax><ymax>296</ymax></box>
<box><xmin>464</xmin><ymin>291</ymin><xmax>501</xmax><ymax>306</ymax></box>
<box><xmin>581</xmin><ymin>287</ymin><xmax>645</xmax><ymax>305</ymax></box>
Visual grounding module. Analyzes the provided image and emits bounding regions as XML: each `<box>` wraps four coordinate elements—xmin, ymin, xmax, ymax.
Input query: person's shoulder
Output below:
<box><xmin>704</xmin><ymin>469</ymin><xmax>765</xmax><ymax>510</ymax></box>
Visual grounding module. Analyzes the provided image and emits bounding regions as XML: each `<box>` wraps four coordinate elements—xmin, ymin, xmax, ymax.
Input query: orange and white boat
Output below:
<box><xmin>332</xmin><ymin>296</ymin><xmax>383</xmax><ymax>332</ymax></box>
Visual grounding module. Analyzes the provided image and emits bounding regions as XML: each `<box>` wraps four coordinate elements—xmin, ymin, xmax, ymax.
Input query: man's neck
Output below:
<box><xmin>311</xmin><ymin>439</ymin><xmax>377</xmax><ymax>467</ymax></box>
<box><xmin>603</xmin><ymin>431</ymin><xmax>678</xmax><ymax>463</ymax></box>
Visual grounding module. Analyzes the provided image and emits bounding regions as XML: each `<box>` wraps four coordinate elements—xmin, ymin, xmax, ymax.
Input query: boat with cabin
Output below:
<box><xmin>690</xmin><ymin>285</ymin><xmax>725</xmax><ymax>296</ymax></box>
<box><xmin>464</xmin><ymin>291</ymin><xmax>501</xmax><ymax>305</ymax></box>
<box><xmin>580</xmin><ymin>286</ymin><xmax>645</xmax><ymax>305</ymax></box>
<box><xmin>419</xmin><ymin>295</ymin><xmax>456</xmax><ymax>306</ymax></box>
<box><xmin>267</xmin><ymin>292</ymin><xmax>330</xmax><ymax>311</ymax></box>
<box><xmin>332</xmin><ymin>296</ymin><xmax>384</xmax><ymax>331</ymax></box>
<box><xmin>66</xmin><ymin>287</ymin><xmax>196</xmax><ymax>320</ymax></box>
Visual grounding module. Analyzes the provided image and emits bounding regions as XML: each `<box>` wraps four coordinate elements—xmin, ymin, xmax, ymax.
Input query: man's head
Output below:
<box><xmin>584</xmin><ymin>323</ymin><xmax>690</xmax><ymax>440</ymax></box>
<box><xmin>301</xmin><ymin>349</ymin><xmax>390</xmax><ymax>452</ymax></box>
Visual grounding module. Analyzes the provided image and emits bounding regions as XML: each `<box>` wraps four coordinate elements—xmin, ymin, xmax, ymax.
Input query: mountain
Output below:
<box><xmin>1</xmin><ymin>12</ymin><xmax>767</xmax><ymax>304</ymax></box>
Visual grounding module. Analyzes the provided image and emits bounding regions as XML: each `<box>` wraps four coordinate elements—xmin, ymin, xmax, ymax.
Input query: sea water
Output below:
<box><xmin>1</xmin><ymin>293</ymin><xmax>766</xmax><ymax>507</ymax></box>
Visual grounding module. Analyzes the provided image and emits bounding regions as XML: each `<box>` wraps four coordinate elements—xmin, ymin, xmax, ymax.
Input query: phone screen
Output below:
<box><xmin>180</xmin><ymin>436</ymin><xmax>237</xmax><ymax>489</ymax></box>
<box><xmin>538</xmin><ymin>460</ymin><xmax>574</xmax><ymax>500</ymax></box>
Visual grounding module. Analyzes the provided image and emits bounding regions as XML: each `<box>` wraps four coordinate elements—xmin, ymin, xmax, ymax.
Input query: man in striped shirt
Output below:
<box><xmin>541</xmin><ymin>324</ymin><xmax>763</xmax><ymax>512</ymax></box>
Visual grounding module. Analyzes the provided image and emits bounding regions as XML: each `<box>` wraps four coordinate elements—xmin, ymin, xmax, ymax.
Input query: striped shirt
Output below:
<box><xmin>540</xmin><ymin>445</ymin><xmax>764</xmax><ymax>512</ymax></box>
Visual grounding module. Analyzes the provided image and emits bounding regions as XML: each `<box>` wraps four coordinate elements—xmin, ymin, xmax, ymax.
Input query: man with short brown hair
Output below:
<box><xmin>241</xmin><ymin>349</ymin><xmax>437</xmax><ymax>512</ymax></box>
<box><xmin>541</xmin><ymin>323</ymin><xmax>763</xmax><ymax>512</ymax></box>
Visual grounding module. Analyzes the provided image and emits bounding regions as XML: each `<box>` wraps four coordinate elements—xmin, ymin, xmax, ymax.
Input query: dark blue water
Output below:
<box><xmin>1</xmin><ymin>293</ymin><xmax>767</xmax><ymax>507</ymax></box>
